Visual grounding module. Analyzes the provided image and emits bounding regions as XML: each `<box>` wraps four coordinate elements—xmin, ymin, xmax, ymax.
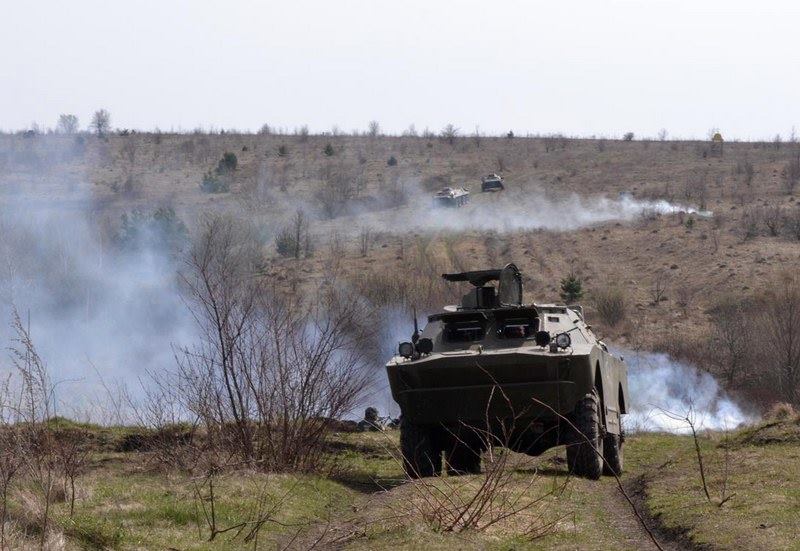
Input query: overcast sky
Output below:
<box><xmin>2</xmin><ymin>0</ymin><xmax>800</xmax><ymax>139</ymax></box>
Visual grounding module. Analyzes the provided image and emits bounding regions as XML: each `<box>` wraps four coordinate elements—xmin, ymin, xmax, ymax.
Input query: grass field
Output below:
<box><xmin>2</xmin><ymin>414</ymin><xmax>796</xmax><ymax>550</ymax></box>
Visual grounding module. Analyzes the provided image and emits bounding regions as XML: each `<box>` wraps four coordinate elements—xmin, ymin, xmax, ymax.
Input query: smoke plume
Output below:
<box><xmin>0</xmin><ymin>193</ymin><xmax>195</xmax><ymax>419</ymax></box>
<box><xmin>623</xmin><ymin>350</ymin><xmax>754</xmax><ymax>432</ymax></box>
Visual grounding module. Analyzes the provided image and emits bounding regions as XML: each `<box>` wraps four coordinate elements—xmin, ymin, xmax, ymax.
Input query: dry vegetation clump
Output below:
<box><xmin>590</xmin><ymin>284</ymin><xmax>627</xmax><ymax>327</ymax></box>
<box><xmin>726</xmin><ymin>409</ymin><xmax>800</xmax><ymax>448</ymax></box>
<box><xmin>0</xmin><ymin>311</ymin><xmax>97</xmax><ymax>549</ymax></box>
<box><xmin>656</xmin><ymin>271</ymin><xmax>800</xmax><ymax>408</ymax></box>
<box><xmin>764</xmin><ymin>401</ymin><xmax>797</xmax><ymax>421</ymax></box>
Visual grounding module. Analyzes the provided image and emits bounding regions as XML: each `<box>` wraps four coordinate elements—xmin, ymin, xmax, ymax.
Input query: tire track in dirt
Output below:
<box><xmin>284</xmin><ymin>482</ymin><xmax>408</xmax><ymax>550</ymax></box>
<box><xmin>598</xmin><ymin>475</ymin><xmax>697</xmax><ymax>551</ymax></box>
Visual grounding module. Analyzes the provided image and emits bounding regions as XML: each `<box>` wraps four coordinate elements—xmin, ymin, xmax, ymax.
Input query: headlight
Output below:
<box><xmin>416</xmin><ymin>338</ymin><xmax>433</xmax><ymax>354</ymax></box>
<box><xmin>398</xmin><ymin>342</ymin><xmax>414</xmax><ymax>358</ymax></box>
<box><xmin>534</xmin><ymin>330</ymin><xmax>551</xmax><ymax>347</ymax></box>
<box><xmin>555</xmin><ymin>333</ymin><xmax>571</xmax><ymax>349</ymax></box>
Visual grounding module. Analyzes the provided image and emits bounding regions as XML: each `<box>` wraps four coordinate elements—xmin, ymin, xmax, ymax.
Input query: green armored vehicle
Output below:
<box><xmin>386</xmin><ymin>264</ymin><xmax>628</xmax><ymax>480</ymax></box>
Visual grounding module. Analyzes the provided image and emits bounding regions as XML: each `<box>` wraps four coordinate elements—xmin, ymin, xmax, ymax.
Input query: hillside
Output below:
<box><xmin>1</xmin><ymin>132</ymin><xmax>800</xmax><ymax>549</ymax></box>
<box><xmin>2</xmin><ymin>132</ymin><xmax>799</xmax><ymax>403</ymax></box>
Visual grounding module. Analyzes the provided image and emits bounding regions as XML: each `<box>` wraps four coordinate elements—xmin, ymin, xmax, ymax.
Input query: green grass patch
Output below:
<box><xmin>61</xmin><ymin>514</ymin><xmax>125</xmax><ymax>550</ymax></box>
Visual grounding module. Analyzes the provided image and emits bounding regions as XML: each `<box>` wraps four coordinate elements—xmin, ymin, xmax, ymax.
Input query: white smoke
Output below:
<box><xmin>622</xmin><ymin>350</ymin><xmax>754</xmax><ymax>433</ymax></box>
<box><xmin>316</xmin><ymin>184</ymin><xmax>711</xmax><ymax>236</ymax></box>
<box><xmin>0</xmin><ymin>194</ymin><xmax>196</xmax><ymax>420</ymax></box>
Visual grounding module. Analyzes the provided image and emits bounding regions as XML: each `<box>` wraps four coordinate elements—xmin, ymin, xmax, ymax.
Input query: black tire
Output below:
<box><xmin>602</xmin><ymin>432</ymin><xmax>624</xmax><ymax>476</ymax></box>
<box><xmin>445</xmin><ymin>440</ymin><xmax>482</xmax><ymax>475</ymax></box>
<box><xmin>566</xmin><ymin>389</ymin><xmax>604</xmax><ymax>480</ymax></box>
<box><xmin>400</xmin><ymin>419</ymin><xmax>442</xmax><ymax>478</ymax></box>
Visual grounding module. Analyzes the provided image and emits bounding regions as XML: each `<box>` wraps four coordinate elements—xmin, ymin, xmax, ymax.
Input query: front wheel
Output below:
<box><xmin>603</xmin><ymin>429</ymin><xmax>624</xmax><ymax>476</ymax></box>
<box><xmin>566</xmin><ymin>389</ymin><xmax>604</xmax><ymax>480</ymax></box>
<box><xmin>400</xmin><ymin>419</ymin><xmax>442</xmax><ymax>478</ymax></box>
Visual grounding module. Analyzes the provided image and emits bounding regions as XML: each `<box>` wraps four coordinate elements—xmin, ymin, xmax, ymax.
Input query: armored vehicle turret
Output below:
<box><xmin>386</xmin><ymin>263</ymin><xmax>628</xmax><ymax>479</ymax></box>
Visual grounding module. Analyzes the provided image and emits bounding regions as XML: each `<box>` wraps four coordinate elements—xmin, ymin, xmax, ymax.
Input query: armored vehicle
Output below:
<box><xmin>433</xmin><ymin>187</ymin><xmax>470</xmax><ymax>207</ymax></box>
<box><xmin>481</xmin><ymin>173</ymin><xmax>505</xmax><ymax>192</ymax></box>
<box><xmin>386</xmin><ymin>264</ymin><xmax>628</xmax><ymax>480</ymax></box>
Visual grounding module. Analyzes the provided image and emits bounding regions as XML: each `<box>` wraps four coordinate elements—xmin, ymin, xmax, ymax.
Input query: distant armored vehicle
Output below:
<box><xmin>386</xmin><ymin>264</ymin><xmax>628</xmax><ymax>479</ymax></box>
<box><xmin>481</xmin><ymin>173</ymin><xmax>505</xmax><ymax>192</ymax></box>
<box><xmin>433</xmin><ymin>187</ymin><xmax>470</xmax><ymax>207</ymax></box>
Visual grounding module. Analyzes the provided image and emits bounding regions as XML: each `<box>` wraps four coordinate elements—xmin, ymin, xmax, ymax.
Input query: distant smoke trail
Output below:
<box><xmin>317</xmin><ymin>183</ymin><xmax>711</xmax><ymax>236</ymax></box>
<box><xmin>622</xmin><ymin>350</ymin><xmax>754</xmax><ymax>432</ymax></box>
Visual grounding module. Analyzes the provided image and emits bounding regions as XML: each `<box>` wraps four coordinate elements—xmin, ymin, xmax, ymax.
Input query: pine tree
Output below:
<box><xmin>560</xmin><ymin>273</ymin><xmax>584</xmax><ymax>304</ymax></box>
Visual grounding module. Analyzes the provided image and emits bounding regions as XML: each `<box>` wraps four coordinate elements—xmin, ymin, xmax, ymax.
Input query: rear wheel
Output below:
<box><xmin>566</xmin><ymin>389</ymin><xmax>604</xmax><ymax>480</ymax></box>
<box><xmin>444</xmin><ymin>431</ymin><xmax>482</xmax><ymax>475</ymax></box>
<box><xmin>400</xmin><ymin>419</ymin><xmax>442</xmax><ymax>478</ymax></box>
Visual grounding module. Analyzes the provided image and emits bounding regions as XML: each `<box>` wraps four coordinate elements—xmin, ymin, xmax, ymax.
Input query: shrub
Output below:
<box><xmin>275</xmin><ymin>210</ymin><xmax>312</xmax><ymax>259</ymax></box>
<box><xmin>216</xmin><ymin>152</ymin><xmax>238</xmax><ymax>174</ymax></box>
<box><xmin>200</xmin><ymin>170</ymin><xmax>229</xmax><ymax>193</ymax></box>
<box><xmin>765</xmin><ymin>402</ymin><xmax>797</xmax><ymax>421</ymax></box>
<box><xmin>62</xmin><ymin>514</ymin><xmax>125</xmax><ymax>549</ymax></box>
<box><xmin>323</xmin><ymin>143</ymin><xmax>335</xmax><ymax>156</ymax></box>
<box><xmin>783</xmin><ymin>154</ymin><xmax>800</xmax><ymax>194</ymax></box>
<box><xmin>116</xmin><ymin>207</ymin><xmax>189</xmax><ymax>251</ymax></box>
<box><xmin>275</xmin><ymin>227</ymin><xmax>297</xmax><ymax>257</ymax></box>
<box><xmin>623</xmin><ymin>132</ymin><xmax>634</xmax><ymax>141</ymax></box>
<box><xmin>591</xmin><ymin>286</ymin><xmax>626</xmax><ymax>327</ymax></box>
<box><xmin>387</xmin><ymin>155</ymin><xmax>397</xmax><ymax>166</ymax></box>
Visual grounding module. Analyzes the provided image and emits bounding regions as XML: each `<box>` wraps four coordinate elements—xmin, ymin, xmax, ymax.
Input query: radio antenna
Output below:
<box><xmin>412</xmin><ymin>306</ymin><xmax>420</xmax><ymax>343</ymax></box>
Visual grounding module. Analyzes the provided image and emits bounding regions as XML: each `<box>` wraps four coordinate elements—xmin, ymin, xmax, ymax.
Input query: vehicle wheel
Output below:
<box><xmin>602</xmin><ymin>431</ymin><xmax>624</xmax><ymax>476</ymax></box>
<box><xmin>566</xmin><ymin>388</ymin><xmax>604</xmax><ymax>480</ymax></box>
<box><xmin>445</xmin><ymin>440</ymin><xmax>482</xmax><ymax>475</ymax></box>
<box><xmin>401</xmin><ymin>419</ymin><xmax>442</xmax><ymax>478</ymax></box>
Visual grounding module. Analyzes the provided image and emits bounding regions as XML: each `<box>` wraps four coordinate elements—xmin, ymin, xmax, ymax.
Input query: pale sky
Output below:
<box><xmin>2</xmin><ymin>0</ymin><xmax>800</xmax><ymax>139</ymax></box>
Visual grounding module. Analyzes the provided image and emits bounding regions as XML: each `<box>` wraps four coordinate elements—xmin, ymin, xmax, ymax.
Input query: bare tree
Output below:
<box><xmin>472</xmin><ymin>125</ymin><xmax>482</xmax><ymax>148</ymax></box>
<box><xmin>56</xmin><ymin>114</ymin><xmax>79</xmax><ymax>135</ymax></box>
<box><xmin>297</xmin><ymin>124</ymin><xmax>309</xmax><ymax>142</ymax></box>
<box><xmin>9</xmin><ymin>310</ymin><xmax>59</xmax><ymax>548</ymax></box>
<box><xmin>367</xmin><ymin>120</ymin><xmax>380</xmax><ymax>138</ymax></box>
<box><xmin>761</xmin><ymin>274</ymin><xmax>800</xmax><ymax>403</ymax></box>
<box><xmin>359</xmin><ymin>226</ymin><xmax>372</xmax><ymax>257</ymax></box>
<box><xmin>175</xmin><ymin>216</ymin><xmax>375</xmax><ymax>470</ymax></box>
<box><xmin>709</xmin><ymin>295</ymin><xmax>752</xmax><ymax>385</ymax></box>
<box><xmin>0</xmin><ymin>380</ymin><xmax>22</xmax><ymax>549</ymax></box>
<box><xmin>782</xmin><ymin>153</ymin><xmax>800</xmax><ymax>194</ymax></box>
<box><xmin>317</xmin><ymin>161</ymin><xmax>360</xmax><ymax>218</ymax></box>
<box><xmin>90</xmin><ymin>109</ymin><xmax>111</xmax><ymax>137</ymax></box>
<box><xmin>440</xmin><ymin>124</ymin><xmax>459</xmax><ymax>145</ymax></box>
<box><xmin>649</xmin><ymin>270</ymin><xmax>669</xmax><ymax>304</ymax></box>
<box><xmin>735</xmin><ymin>158</ymin><xmax>755</xmax><ymax>186</ymax></box>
